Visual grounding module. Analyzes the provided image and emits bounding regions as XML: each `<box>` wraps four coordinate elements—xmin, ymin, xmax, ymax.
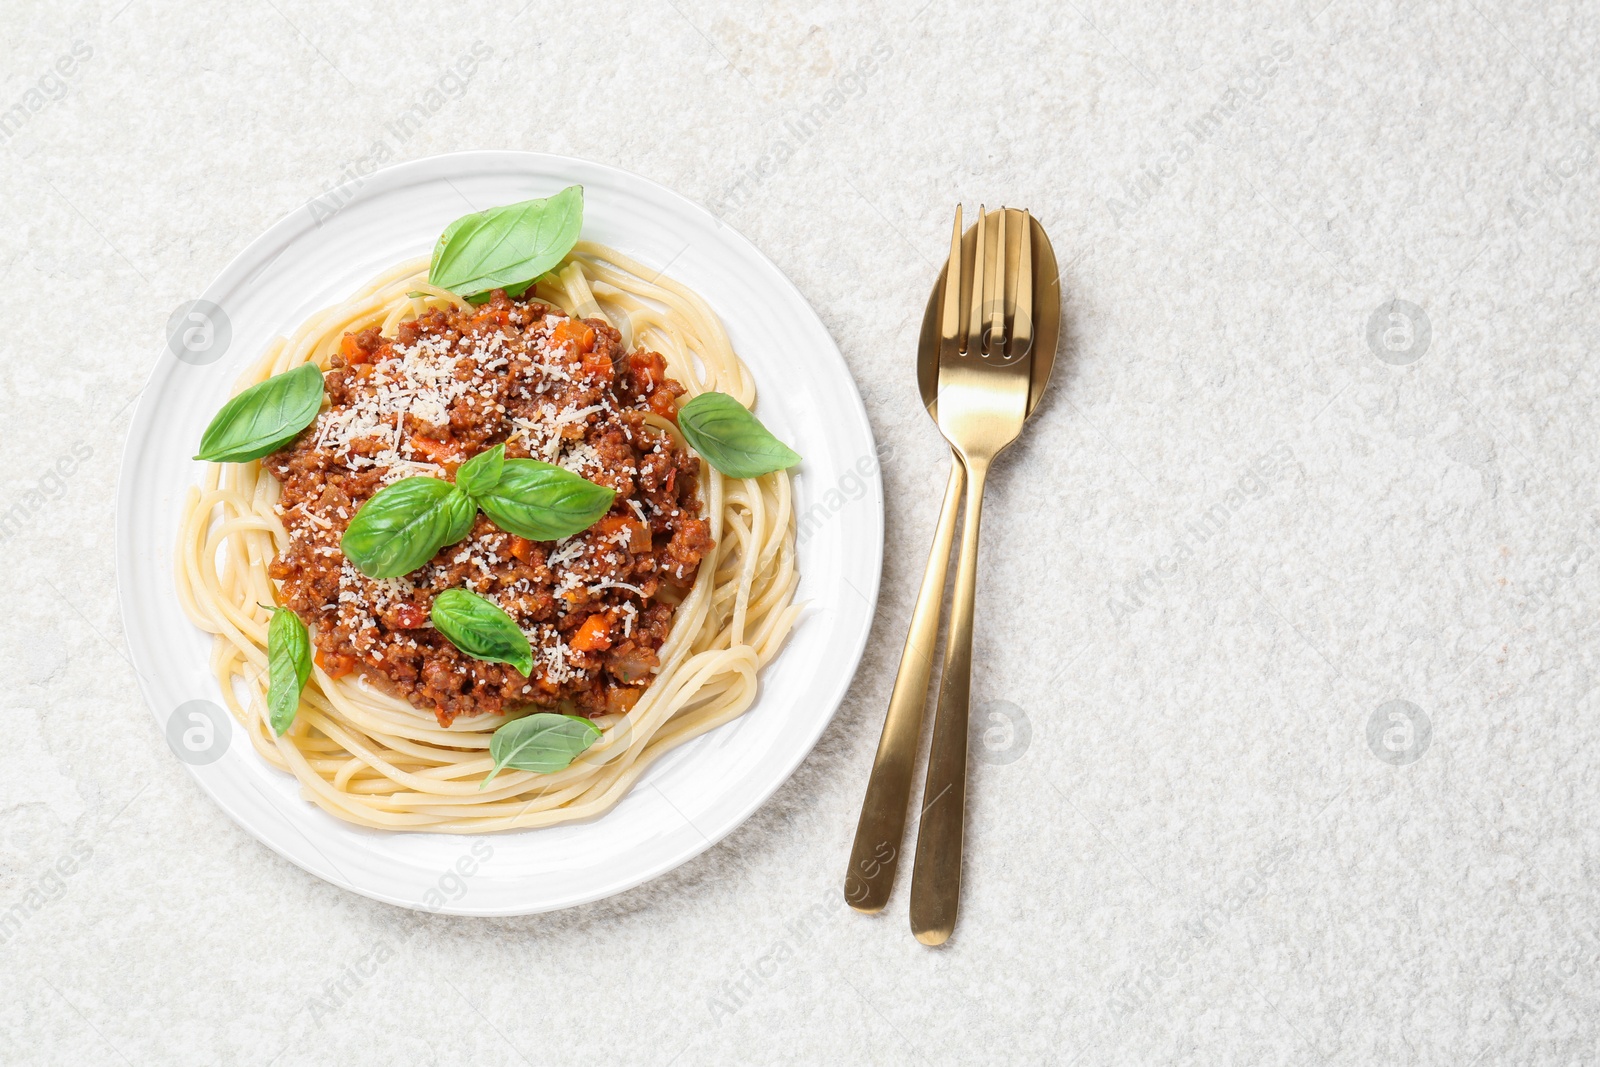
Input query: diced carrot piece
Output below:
<box><xmin>508</xmin><ymin>536</ymin><xmax>534</xmax><ymax>562</ymax></box>
<box><xmin>570</xmin><ymin>614</ymin><xmax>612</xmax><ymax>652</ymax></box>
<box><xmin>411</xmin><ymin>434</ymin><xmax>463</xmax><ymax>471</ymax></box>
<box><xmin>629</xmin><ymin>350</ymin><xmax>667</xmax><ymax>391</ymax></box>
<box><xmin>316</xmin><ymin>650</ymin><xmax>356</xmax><ymax>679</ymax></box>
<box><xmin>551</xmin><ymin>319</ymin><xmax>595</xmax><ymax>351</ymax></box>
<box><xmin>581</xmin><ymin>346</ymin><xmax>614</xmax><ymax>380</ymax></box>
<box><xmin>595</xmin><ymin>514</ymin><xmax>651</xmax><ymax>552</ymax></box>
<box><xmin>648</xmin><ymin>390</ymin><xmax>679</xmax><ymax>422</ymax></box>
<box><xmin>470</xmin><ymin>304</ymin><xmax>510</xmax><ymax>330</ymax></box>
<box><xmin>607</xmin><ymin>687</ymin><xmax>642</xmax><ymax>714</ymax></box>
<box><xmin>340</xmin><ymin>334</ymin><xmax>371</xmax><ymax>365</ymax></box>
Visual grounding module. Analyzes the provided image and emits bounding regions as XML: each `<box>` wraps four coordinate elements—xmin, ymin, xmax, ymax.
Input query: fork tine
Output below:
<box><xmin>985</xmin><ymin>208</ymin><xmax>1006</xmax><ymax>358</ymax></box>
<box><xmin>965</xmin><ymin>207</ymin><xmax>987</xmax><ymax>357</ymax></box>
<box><xmin>940</xmin><ymin>205</ymin><xmax>963</xmax><ymax>358</ymax></box>
<box><xmin>1011</xmin><ymin>209</ymin><xmax>1033</xmax><ymax>361</ymax></box>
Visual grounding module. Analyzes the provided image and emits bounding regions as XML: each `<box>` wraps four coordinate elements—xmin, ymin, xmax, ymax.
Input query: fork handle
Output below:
<box><xmin>844</xmin><ymin>456</ymin><xmax>966</xmax><ymax>913</ymax></box>
<box><xmin>909</xmin><ymin>454</ymin><xmax>988</xmax><ymax>945</ymax></box>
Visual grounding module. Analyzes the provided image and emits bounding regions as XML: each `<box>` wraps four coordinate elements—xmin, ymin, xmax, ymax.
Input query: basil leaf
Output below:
<box><xmin>454</xmin><ymin>443</ymin><xmax>505</xmax><ymax>499</ymax></box>
<box><xmin>476</xmin><ymin>459</ymin><xmax>615</xmax><ymax>541</ymax></box>
<box><xmin>267</xmin><ymin>608</ymin><xmax>312</xmax><ymax>736</ymax></box>
<box><xmin>482</xmin><ymin>712</ymin><xmax>602</xmax><ymax>786</ymax></box>
<box><xmin>428</xmin><ymin>186</ymin><xmax>584</xmax><ymax>300</ymax></box>
<box><xmin>431</xmin><ymin>588</ymin><xmax>533</xmax><ymax>677</ymax></box>
<box><xmin>195</xmin><ymin>363</ymin><xmax>325</xmax><ymax>463</ymax></box>
<box><xmin>341</xmin><ymin>477</ymin><xmax>476</xmax><ymax>579</ymax></box>
<box><xmin>676</xmin><ymin>391</ymin><xmax>800</xmax><ymax>478</ymax></box>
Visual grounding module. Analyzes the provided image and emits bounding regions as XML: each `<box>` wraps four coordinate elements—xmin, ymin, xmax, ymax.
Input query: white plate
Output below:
<box><xmin>116</xmin><ymin>151</ymin><xmax>882</xmax><ymax>915</ymax></box>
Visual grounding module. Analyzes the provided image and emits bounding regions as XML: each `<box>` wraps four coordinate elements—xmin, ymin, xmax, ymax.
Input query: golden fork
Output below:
<box><xmin>908</xmin><ymin>206</ymin><xmax>1037</xmax><ymax>945</ymax></box>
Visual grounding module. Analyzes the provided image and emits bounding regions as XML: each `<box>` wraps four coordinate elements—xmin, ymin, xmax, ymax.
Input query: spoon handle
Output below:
<box><xmin>909</xmin><ymin>455</ymin><xmax>988</xmax><ymax>945</ymax></box>
<box><xmin>844</xmin><ymin>456</ymin><xmax>965</xmax><ymax>912</ymax></box>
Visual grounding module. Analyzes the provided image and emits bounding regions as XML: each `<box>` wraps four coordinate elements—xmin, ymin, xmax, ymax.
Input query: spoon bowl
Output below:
<box><xmin>917</xmin><ymin>210</ymin><xmax>1061</xmax><ymax>419</ymax></box>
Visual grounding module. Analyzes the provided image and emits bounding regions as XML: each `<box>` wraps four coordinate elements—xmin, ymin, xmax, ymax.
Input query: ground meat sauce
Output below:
<box><xmin>265</xmin><ymin>290</ymin><xmax>713</xmax><ymax>726</ymax></box>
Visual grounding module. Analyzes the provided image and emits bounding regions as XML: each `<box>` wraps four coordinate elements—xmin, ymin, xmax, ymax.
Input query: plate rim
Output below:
<box><xmin>114</xmin><ymin>149</ymin><xmax>883</xmax><ymax>915</ymax></box>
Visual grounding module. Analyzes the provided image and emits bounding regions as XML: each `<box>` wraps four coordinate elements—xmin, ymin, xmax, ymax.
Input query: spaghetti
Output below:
<box><xmin>176</xmin><ymin>242</ymin><xmax>800</xmax><ymax>832</ymax></box>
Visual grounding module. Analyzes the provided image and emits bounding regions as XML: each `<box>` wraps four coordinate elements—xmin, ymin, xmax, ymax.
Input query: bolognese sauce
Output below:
<box><xmin>265</xmin><ymin>289</ymin><xmax>712</xmax><ymax>726</ymax></box>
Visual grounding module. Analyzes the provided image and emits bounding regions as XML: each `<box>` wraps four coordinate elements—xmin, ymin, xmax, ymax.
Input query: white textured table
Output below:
<box><xmin>3</xmin><ymin>1</ymin><xmax>1597</xmax><ymax>1063</ymax></box>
